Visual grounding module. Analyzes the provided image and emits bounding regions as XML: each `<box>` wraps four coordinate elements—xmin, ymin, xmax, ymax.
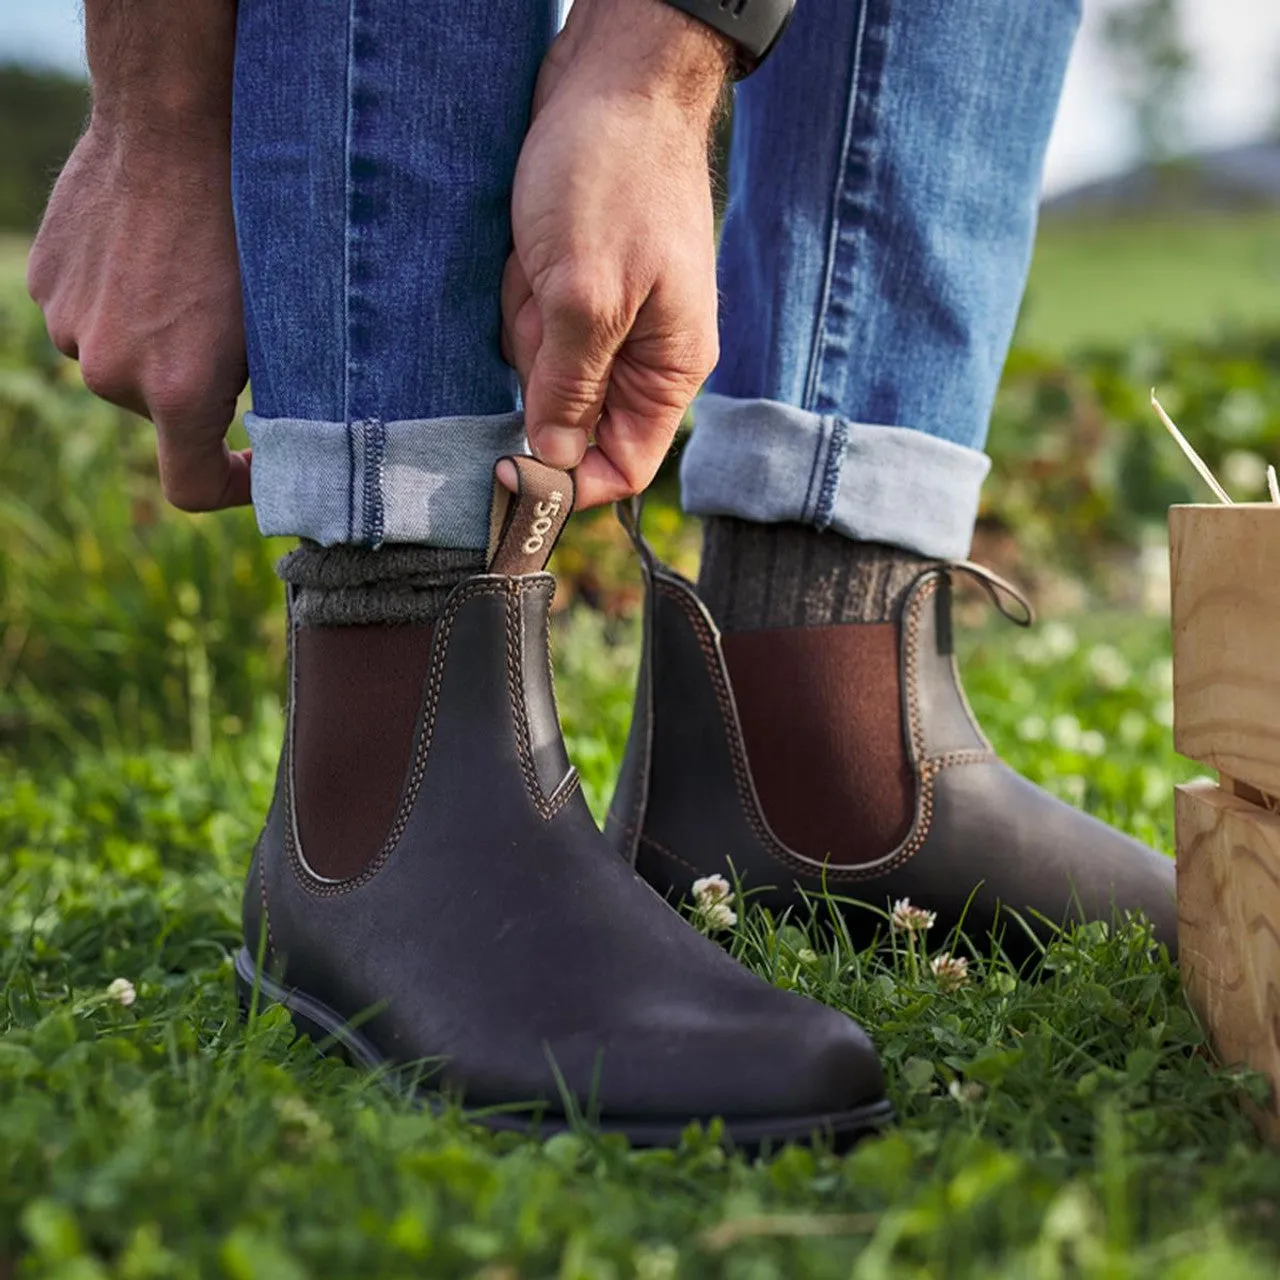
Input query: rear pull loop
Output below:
<box><xmin>614</xmin><ymin>494</ymin><xmax>660</xmax><ymax>578</ymax></box>
<box><xmin>947</xmin><ymin>559</ymin><xmax>1035</xmax><ymax>628</ymax></box>
<box><xmin>487</xmin><ymin>456</ymin><xmax>575</xmax><ymax>576</ymax></box>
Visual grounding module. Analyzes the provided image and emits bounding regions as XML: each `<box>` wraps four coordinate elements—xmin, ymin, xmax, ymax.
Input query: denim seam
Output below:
<box><xmin>811</xmin><ymin>4</ymin><xmax>891</xmax><ymax>416</ymax></box>
<box><xmin>363</xmin><ymin>418</ymin><xmax>386</xmax><ymax>548</ymax></box>
<box><xmin>344</xmin><ymin>419</ymin><xmax>356</xmax><ymax>544</ymax></box>
<box><xmin>799</xmin><ymin>418</ymin><xmax>828</xmax><ymax>522</ymax></box>
<box><xmin>342</xmin><ymin>0</ymin><xmax>356</xmax><ymax>541</ymax></box>
<box><xmin>801</xmin><ymin>0</ymin><xmax>871</xmax><ymax>413</ymax></box>
<box><xmin>812</xmin><ymin>415</ymin><xmax>849</xmax><ymax>530</ymax></box>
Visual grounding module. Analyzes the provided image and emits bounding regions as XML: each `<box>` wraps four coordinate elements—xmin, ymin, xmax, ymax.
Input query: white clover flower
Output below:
<box><xmin>690</xmin><ymin>875</ymin><xmax>738</xmax><ymax>929</ymax></box>
<box><xmin>948</xmin><ymin>1079</ymin><xmax>984</xmax><ymax>1104</ymax></box>
<box><xmin>1041</xmin><ymin>621</ymin><xmax>1079</xmax><ymax>660</ymax></box>
<box><xmin>1014</xmin><ymin>634</ymin><xmax>1047</xmax><ymax>666</ymax></box>
<box><xmin>1050</xmin><ymin>714</ymin><xmax>1083</xmax><ymax>751</ymax></box>
<box><xmin>1056</xmin><ymin>774</ymin><xmax>1088</xmax><ymax>806</ymax></box>
<box><xmin>1221</xmin><ymin>449</ymin><xmax>1268</xmax><ymax>497</ymax></box>
<box><xmin>700</xmin><ymin>901</ymin><xmax>738</xmax><ymax>931</ymax></box>
<box><xmin>1118</xmin><ymin>710</ymin><xmax>1147</xmax><ymax>747</ymax></box>
<box><xmin>1017</xmin><ymin>715</ymin><xmax>1047</xmax><ymax>743</ymax></box>
<box><xmin>890</xmin><ymin>898</ymin><xmax>937</xmax><ymax>934</ymax></box>
<box><xmin>692</xmin><ymin>874</ymin><xmax>732</xmax><ymax>906</ymax></box>
<box><xmin>1087</xmin><ymin>644</ymin><xmax>1132</xmax><ymax>690</ymax></box>
<box><xmin>930</xmin><ymin>953</ymin><xmax>970</xmax><ymax>991</ymax></box>
<box><xmin>635</xmin><ymin>1245</ymin><xmax>679</xmax><ymax>1280</ymax></box>
<box><xmin>1220</xmin><ymin>389</ymin><xmax>1265</xmax><ymax>434</ymax></box>
<box><xmin>106</xmin><ymin>978</ymin><xmax>136</xmax><ymax>1007</ymax></box>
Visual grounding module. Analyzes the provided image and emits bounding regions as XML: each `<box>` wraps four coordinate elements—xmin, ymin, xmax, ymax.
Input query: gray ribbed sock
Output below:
<box><xmin>696</xmin><ymin>517</ymin><xmax>930</xmax><ymax>631</ymax></box>
<box><xmin>277</xmin><ymin>542</ymin><xmax>485</xmax><ymax>627</ymax></box>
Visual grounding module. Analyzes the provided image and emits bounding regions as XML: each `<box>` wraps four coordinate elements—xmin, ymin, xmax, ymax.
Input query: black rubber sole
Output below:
<box><xmin>234</xmin><ymin>947</ymin><xmax>894</xmax><ymax>1152</ymax></box>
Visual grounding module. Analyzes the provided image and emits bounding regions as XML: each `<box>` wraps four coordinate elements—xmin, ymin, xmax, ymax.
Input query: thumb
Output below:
<box><xmin>523</xmin><ymin>285</ymin><xmax>621</xmax><ymax>472</ymax></box>
<box><xmin>155</xmin><ymin>413</ymin><xmax>253</xmax><ymax>512</ymax></box>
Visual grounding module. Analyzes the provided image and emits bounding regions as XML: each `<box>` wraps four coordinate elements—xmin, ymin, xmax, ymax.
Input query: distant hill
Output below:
<box><xmin>1044</xmin><ymin>140</ymin><xmax>1280</xmax><ymax>219</ymax></box>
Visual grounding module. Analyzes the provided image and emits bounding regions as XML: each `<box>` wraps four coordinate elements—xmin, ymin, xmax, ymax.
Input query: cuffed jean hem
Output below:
<box><xmin>679</xmin><ymin>395</ymin><xmax>992</xmax><ymax>562</ymax></box>
<box><xmin>245</xmin><ymin>411</ymin><xmax>527</xmax><ymax>549</ymax></box>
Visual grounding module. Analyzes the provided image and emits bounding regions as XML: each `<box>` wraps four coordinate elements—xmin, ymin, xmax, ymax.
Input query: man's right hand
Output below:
<box><xmin>27</xmin><ymin>123</ymin><xmax>251</xmax><ymax>512</ymax></box>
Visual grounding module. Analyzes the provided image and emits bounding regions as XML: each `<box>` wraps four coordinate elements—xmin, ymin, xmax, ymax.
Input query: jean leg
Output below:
<box><xmin>232</xmin><ymin>0</ymin><xmax>557</xmax><ymax>548</ymax></box>
<box><xmin>681</xmin><ymin>0</ymin><xmax>1079</xmax><ymax>559</ymax></box>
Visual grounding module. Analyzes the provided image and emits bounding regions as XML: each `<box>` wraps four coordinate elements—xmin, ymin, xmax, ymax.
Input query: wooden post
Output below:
<box><xmin>1171</xmin><ymin>504</ymin><xmax>1280</xmax><ymax>1143</ymax></box>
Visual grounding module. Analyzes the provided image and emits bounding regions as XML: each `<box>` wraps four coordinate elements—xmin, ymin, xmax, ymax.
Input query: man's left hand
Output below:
<box><xmin>502</xmin><ymin>0</ymin><xmax>730</xmax><ymax>508</ymax></box>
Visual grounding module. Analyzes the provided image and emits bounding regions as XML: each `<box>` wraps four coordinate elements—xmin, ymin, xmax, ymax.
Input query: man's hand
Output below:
<box><xmin>28</xmin><ymin>129</ymin><xmax>249</xmax><ymax>511</ymax></box>
<box><xmin>502</xmin><ymin>0</ymin><xmax>730</xmax><ymax>508</ymax></box>
<box><xmin>27</xmin><ymin>0</ymin><xmax>249</xmax><ymax>513</ymax></box>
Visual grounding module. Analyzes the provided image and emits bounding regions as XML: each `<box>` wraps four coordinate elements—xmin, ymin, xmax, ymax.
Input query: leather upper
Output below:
<box><xmin>245</xmin><ymin>572</ymin><xmax>886</xmax><ymax>1120</ymax></box>
<box><xmin>606</xmin><ymin>550</ymin><xmax>1179</xmax><ymax>960</ymax></box>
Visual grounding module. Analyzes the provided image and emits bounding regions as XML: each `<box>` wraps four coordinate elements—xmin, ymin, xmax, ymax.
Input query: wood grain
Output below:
<box><xmin>1176</xmin><ymin>780</ymin><xmax>1280</xmax><ymax>1144</ymax></box>
<box><xmin>1170</xmin><ymin>504</ymin><xmax>1280</xmax><ymax>797</ymax></box>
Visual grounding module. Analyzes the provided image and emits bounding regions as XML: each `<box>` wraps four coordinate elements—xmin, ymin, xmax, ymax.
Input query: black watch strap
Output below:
<box><xmin>658</xmin><ymin>0</ymin><xmax>796</xmax><ymax>78</ymax></box>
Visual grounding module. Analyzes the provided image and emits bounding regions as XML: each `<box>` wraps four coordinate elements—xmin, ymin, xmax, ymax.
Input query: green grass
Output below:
<box><xmin>1022</xmin><ymin>211</ymin><xmax>1280</xmax><ymax>352</ymax></box>
<box><xmin>6</xmin><ymin>214</ymin><xmax>1280</xmax><ymax>1277</ymax></box>
<box><xmin>4</xmin><ymin>606</ymin><xmax>1280</xmax><ymax>1279</ymax></box>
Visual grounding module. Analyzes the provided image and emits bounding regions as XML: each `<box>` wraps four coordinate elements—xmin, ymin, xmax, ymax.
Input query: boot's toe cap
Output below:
<box><xmin>772</xmin><ymin>1000</ymin><xmax>886</xmax><ymax>1118</ymax></box>
<box><xmin>633</xmin><ymin>994</ymin><xmax>885</xmax><ymax>1123</ymax></box>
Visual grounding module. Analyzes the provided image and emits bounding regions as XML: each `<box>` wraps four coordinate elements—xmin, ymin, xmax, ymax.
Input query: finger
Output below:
<box><xmin>155</xmin><ymin>418</ymin><xmax>253</xmax><ymax>511</ymax></box>
<box><xmin>499</xmin><ymin>253</ymin><xmax>538</xmax><ymax>386</ymax></box>
<box><xmin>570</xmin><ymin>438</ymin><xmax>650</xmax><ymax>510</ymax></box>
<box><xmin>495</xmin><ymin>457</ymin><xmax>519</xmax><ymax>494</ymax></box>
<box><xmin>570</xmin><ymin>403</ymin><xmax>682</xmax><ymax>509</ymax></box>
<box><xmin>574</xmin><ymin>296</ymin><xmax>714</xmax><ymax>507</ymax></box>
<box><xmin>523</xmin><ymin>277</ymin><xmax>625</xmax><ymax>472</ymax></box>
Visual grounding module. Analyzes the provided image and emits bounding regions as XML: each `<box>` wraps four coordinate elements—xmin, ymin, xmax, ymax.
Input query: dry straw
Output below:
<box><xmin>1150</xmin><ymin>390</ymin><xmax>1233</xmax><ymax>504</ymax></box>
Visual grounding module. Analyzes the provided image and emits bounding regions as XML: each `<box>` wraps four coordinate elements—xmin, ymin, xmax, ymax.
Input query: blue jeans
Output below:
<box><xmin>234</xmin><ymin>0</ymin><xmax>1077</xmax><ymax>558</ymax></box>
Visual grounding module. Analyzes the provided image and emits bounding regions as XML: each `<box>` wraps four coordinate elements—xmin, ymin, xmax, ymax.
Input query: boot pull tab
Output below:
<box><xmin>615</xmin><ymin>494</ymin><xmax>659</xmax><ymax>577</ymax></box>
<box><xmin>947</xmin><ymin>559</ymin><xmax>1035</xmax><ymax>628</ymax></box>
<box><xmin>487</xmin><ymin>456</ymin><xmax>575</xmax><ymax>576</ymax></box>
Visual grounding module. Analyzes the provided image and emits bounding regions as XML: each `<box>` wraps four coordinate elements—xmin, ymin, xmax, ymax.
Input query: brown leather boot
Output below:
<box><xmin>606</xmin><ymin>505</ymin><xmax>1178</xmax><ymax>961</ymax></box>
<box><xmin>238</xmin><ymin>460</ymin><xmax>891</xmax><ymax>1148</ymax></box>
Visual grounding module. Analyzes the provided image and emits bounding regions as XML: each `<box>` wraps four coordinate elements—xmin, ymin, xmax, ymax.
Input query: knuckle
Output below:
<box><xmin>692</xmin><ymin>332</ymin><xmax>720</xmax><ymax>379</ymax></box>
<box><xmin>78</xmin><ymin>350</ymin><xmax>132</xmax><ymax>403</ymax></box>
<box><xmin>545</xmin><ymin>270</ymin><xmax>619</xmax><ymax>334</ymax></box>
<box><xmin>539</xmin><ymin>364</ymin><xmax>597</xmax><ymax>401</ymax></box>
<box><xmin>616</xmin><ymin>451</ymin><xmax>660</xmax><ymax>498</ymax></box>
<box><xmin>25</xmin><ymin>261</ymin><xmax>47</xmax><ymax>307</ymax></box>
<box><xmin>145</xmin><ymin>369</ymin><xmax>208</xmax><ymax>425</ymax></box>
<box><xmin>161</xmin><ymin>472</ymin><xmax>216</xmax><ymax>514</ymax></box>
<box><xmin>536</xmin><ymin>366</ymin><xmax>604</xmax><ymax>420</ymax></box>
<box><xmin>163</xmin><ymin>486</ymin><xmax>206</xmax><ymax>514</ymax></box>
<box><xmin>47</xmin><ymin>325</ymin><xmax>79</xmax><ymax>360</ymax></box>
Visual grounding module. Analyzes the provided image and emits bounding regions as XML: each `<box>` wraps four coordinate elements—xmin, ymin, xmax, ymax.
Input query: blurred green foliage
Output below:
<box><xmin>1022</xmin><ymin>212</ymin><xmax>1280</xmax><ymax>351</ymax></box>
<box><xmin>0</xmin><ymin>274</ymin><xmax>286</xmax><ymax>760</ymax></box>
<box><xmin>6</xmin><ymin>229</ymin><xmax>1280</xmax><ymax>758</ymax></box>
<box><xmin>983</xmin><ymin>329</ymin><xmax>1280</xmax><ymax>596</ymax></box>
<box><xmin>5</xmin><ymin>59</ymin><xmax>1280</xmax><ymax>1279</ymax></box>
<box><xmin>5</xmin><ymin>220</ymin><xmax>1280</xmax><ymax>1275</ymax></box>
<box><xmin>0</xmin><ymin>65</ymin><xmax>87</xmax><ymax>232</ymax></box>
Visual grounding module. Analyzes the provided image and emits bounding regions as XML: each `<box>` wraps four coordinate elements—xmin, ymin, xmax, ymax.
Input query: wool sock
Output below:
<box><xmin>696</xmin><ymin>516</ymin><xmax>926</xmax><ymax>630</ymax></box>
<box><xmin>277</xmin><ymin>541</ymin><xmax>486</xmax><ymax>626</ymax></box>
<box><xmin>697</xmin><ymin>517</ymin><xmax>933</xmax><ymax>865</ymax></box>
<box><xmin>278</xmin><ymin>542</ymin><xmax>484</xmax><ymax>880</ymax></box>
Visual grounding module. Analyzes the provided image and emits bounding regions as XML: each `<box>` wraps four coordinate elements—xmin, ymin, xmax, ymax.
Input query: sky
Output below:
<box><xmin>2</xmin><ymin>0</ymin><xmax>1278</xmax><ymax>195</ymax></box>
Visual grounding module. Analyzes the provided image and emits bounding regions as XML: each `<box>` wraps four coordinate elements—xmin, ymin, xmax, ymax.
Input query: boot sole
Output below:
<box><xmin>234</xmin><ymin>946</ymin><xmax>894</xmax><ymax>1152</ymax></box>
